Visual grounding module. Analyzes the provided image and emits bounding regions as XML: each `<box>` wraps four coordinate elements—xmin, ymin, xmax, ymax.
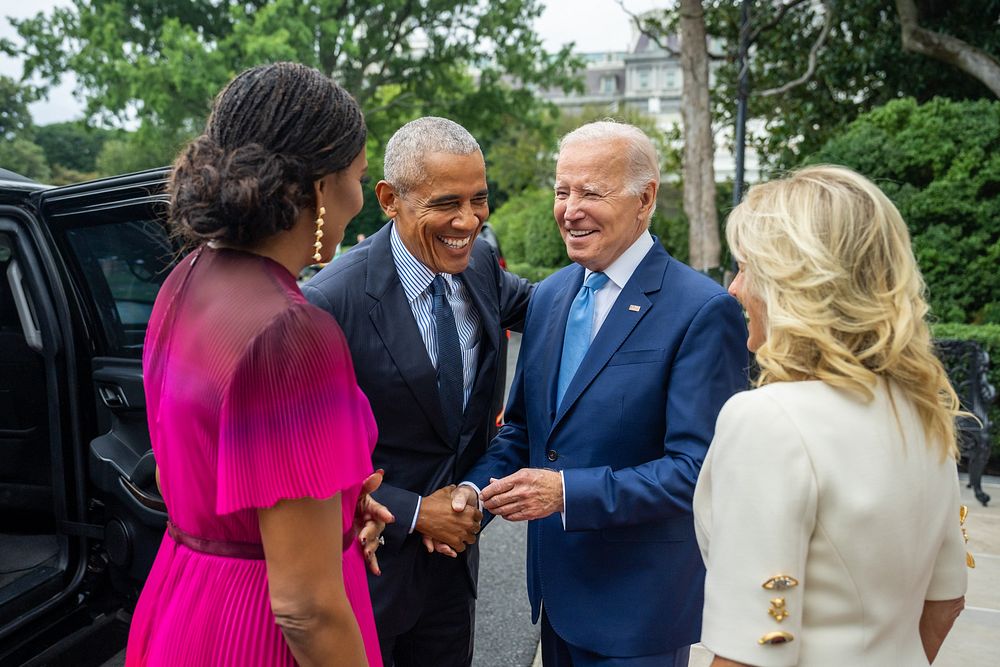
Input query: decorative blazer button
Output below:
<box><xmin>547</xmin><ymin>450</ymin><xmax>558</xmax><ymax>462</ymax></box>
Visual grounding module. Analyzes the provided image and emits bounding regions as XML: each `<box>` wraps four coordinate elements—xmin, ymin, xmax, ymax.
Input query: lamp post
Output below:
<box><xmin>733</xmin><ymin>0</ymin><xmax>751</xmax><ymax>211</ymax></box>
<box><xmin>730</xmin><ymin>0</ymin><xmax>751</xmax><ymax>279</ymax></box>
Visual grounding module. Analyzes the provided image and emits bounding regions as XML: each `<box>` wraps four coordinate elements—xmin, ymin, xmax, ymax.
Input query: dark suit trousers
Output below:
<box><xmin>380</xmin><ymin>554</ymin><xmax>475</xmax><ymax>667</ymax></box>
<box><xmin>541</xmin><ymin>609</ymin><xmax>691</xmax><ymax>667</ymax></box>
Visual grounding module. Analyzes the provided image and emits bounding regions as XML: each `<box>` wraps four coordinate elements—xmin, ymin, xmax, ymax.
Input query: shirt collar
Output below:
<box><xmin>390</xmin><ymin>222</ymin><xmax>457</xmax><ymax>302</ymax></box>
<box><xmin>585</xmin><ymin>230</ymin><xmax>655</xmax><ymax>289</ymax></box>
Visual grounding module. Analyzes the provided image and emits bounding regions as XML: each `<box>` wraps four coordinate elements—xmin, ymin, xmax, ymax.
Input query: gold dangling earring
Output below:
<box><xmin>312</xmin><ymin>206</ymin><xmax>326</xmax><ymax>263</ymax></box>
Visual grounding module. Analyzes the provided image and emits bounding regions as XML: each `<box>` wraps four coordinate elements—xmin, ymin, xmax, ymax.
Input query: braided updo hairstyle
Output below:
<box><xmin>169</xmin><ymin>62</ymin><xmax>366</xmax><ymax>248</ymax></box>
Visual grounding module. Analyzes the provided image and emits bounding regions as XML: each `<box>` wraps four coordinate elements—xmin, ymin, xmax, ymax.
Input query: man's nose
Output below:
<box><xmin>563</xmin><ymin>195</ymin><xmax>585</xmax><ymax>221</ymax></box>
<box><xmin>453</xmin><ymin>202</ymin><xmax>481</xmax><ymax>229</ymax></box>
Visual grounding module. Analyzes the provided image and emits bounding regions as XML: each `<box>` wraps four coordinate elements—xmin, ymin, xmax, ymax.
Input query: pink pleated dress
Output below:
<box><xmin>125</xmin><ymin>245</ymin><xmax>382</xmax><ymax>666</ymax></box>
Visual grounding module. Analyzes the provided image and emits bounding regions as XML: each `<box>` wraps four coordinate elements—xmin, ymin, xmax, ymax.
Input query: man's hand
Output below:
<box><xmin>480</xmin><ymin>469</ymin><xmax>563</xmax><ymax>521</ymax></box>
<box><xmin>415</xmin><ymin>485</ymin><xmax>483</xmax><ymax>555</ymax></box>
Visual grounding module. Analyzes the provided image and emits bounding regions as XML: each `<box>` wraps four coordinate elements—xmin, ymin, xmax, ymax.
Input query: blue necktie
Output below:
<box><xmin>557</xmin><ymin>271</ymin><xmax>609</xmax><ymax>406</ymax></box>
<box><xmin>431</xmin><ymin>275</ymin><xmax>464</xmax><ymax>442</ymax></box>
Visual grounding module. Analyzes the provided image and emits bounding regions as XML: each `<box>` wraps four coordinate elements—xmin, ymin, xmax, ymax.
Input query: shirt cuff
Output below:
<box><xmin>560</xmin><ymin>470</ymin><xmax>567</xmax><ymax>530</ymax></box>
<box><xmin>458</xmin><ymin>481</ymin><xmax>484</xmax><ymax>511</ymax></box>
<box><xmin>408</xmin><ymin>496</ymin><xmax>422</xmax><ymax>534</ymax></box>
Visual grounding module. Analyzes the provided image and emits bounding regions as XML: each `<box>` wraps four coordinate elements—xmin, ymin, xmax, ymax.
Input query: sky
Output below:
<box><xmin>0</xmin><ymin>0</ymin><xmax>663</xmax><ymax>126</ymax></box>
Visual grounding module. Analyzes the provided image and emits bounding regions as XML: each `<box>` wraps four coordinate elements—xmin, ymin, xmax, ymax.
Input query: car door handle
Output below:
<box><xmin>98</xmin><ymin>383</ymin><xmax>129</xmax><ymax>409</ymax></box>
<box><xmin>120</xmin><ymin>475</ymin><xmax>167</xmax><ymax>514</ymax></box>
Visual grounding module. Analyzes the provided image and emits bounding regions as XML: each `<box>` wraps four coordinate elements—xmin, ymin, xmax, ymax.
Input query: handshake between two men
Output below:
<box><xmin>417</xmin><ymin>469</ymin><xmax>564</xmax><ymax>556</ymax></box>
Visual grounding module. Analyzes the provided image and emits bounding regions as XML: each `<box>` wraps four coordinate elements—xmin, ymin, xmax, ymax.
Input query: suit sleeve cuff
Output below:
<box><xmin>560</xmin><ymin>470</ymin><xmax>567</xmax><ymax>530</ymax></box>
<box><xmin>408</xmin><ymin>496</ymin><xmax>422</xmax><ymax>534</ymax></box>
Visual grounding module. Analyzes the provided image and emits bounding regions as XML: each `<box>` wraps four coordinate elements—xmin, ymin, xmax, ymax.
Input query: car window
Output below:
<box><xmin>64</xmin><ymin>219</ymin><xmax>175</xmax><ymax>357</ymax></box>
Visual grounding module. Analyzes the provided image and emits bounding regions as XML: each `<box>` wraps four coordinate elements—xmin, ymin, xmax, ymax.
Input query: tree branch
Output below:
<box><xmin>748</xmin><ymin>0</ymin><xmax>811</xmax><ymax>47</ymax></box>
<box><xmin>895</xmin><ymin>0</ymin><xmax>1000</xmax><ymax>97</ymax></box>
<box><xmin>757</xmin><ymin>1</ymin><xmax>834</xmax><ymax>97</ymax></box>
<box><xmin>614</xmin><ymin>0</ymin><xmax>680</xmax><ymax>56</ymax></box>
<box><xmin>614</xmin><ymin>0</ymin><xmax>726</xmax><ymax>60</ymax></box>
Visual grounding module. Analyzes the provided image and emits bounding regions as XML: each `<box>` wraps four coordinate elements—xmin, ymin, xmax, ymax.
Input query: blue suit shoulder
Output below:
<box><xmin>664</xmin><ymin>254</ymin><xmax>731</xmax><ymax>302</ymax></box>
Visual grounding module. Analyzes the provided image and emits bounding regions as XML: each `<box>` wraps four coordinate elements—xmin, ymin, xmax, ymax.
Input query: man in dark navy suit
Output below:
<box><xmin>455</xmin><ymin>121</ymin><xmax>748</xmax><ymax>666</ymax></box>
<box><xmin>302</xmin><ymin>117</ymin><xmax>531</xmax><ymax>667</ymax></box>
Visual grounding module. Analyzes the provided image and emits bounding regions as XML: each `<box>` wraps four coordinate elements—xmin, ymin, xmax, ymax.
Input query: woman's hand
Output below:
<box><xmin>355</xmin><ymin>470</ymin><xmax>394</xmax><ymax>576</ymax></box>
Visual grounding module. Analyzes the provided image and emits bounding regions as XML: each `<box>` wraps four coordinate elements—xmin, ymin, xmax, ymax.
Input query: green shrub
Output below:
<box><xmin>808</xmin><ymin>98</ymin><xmax>1000</xmax><ymax>324</ymax></box>
<box><xmin>490</xmin><ymin>187</ymin><xmax>565</xmax><ymax>268</ymax></box>
<box><xmin>932</xmin><ymin>323</ymin><xmax>1000</xmax><ymax>468</ymax></box>
<box><xmin>505</xmin><ymin>262</ymin><xmax>561</xmax><ymax>283</ymax></box>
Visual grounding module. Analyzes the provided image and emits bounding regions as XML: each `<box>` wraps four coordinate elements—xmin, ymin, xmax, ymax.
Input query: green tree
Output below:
<box><xmin>0</xmin><ymin>75</ymin><xmax>37</xmax><ymax>141</ymax></box>
<box><xmin>10</xmin><ymin>0</ymin><xmax>579</xmax><ymax>159</ymax></box>
<box><xmin>94</xmin><ymin>125</ymin><xmax>192</xmax><ymax>176</ymax></box>
<box><xmin>34</xmin><ymin>121</ymin><xmax>118</xmax><ymax>173</ymax></box>
<box><xmin>706</xmin><ymin>0</ymin><xmax>1000</xmax><ymax>171</ymax></box>
<box><xmin>627</xmin><ymin>1</ymin><xmax>1000</xmax><ymax>172</ymax></box>
<box><xmin>808</xmin><ymin>97</ymin><xmax>1000</xmax><ymax>324</ymax></box>
<box><xmin>0</xmin><ymin>137</ymin><xmax>51</xmax><ymax>181</ymax></box>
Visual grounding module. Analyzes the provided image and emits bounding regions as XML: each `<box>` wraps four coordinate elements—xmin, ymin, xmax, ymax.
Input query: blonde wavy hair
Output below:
<box><xmin>726</xmin><ymin>164</ymin><xmax>961</xmax><ymax>459</ymax></box>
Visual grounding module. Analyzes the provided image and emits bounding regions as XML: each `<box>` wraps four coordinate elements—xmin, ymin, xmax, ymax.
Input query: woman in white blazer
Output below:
<box><xmin>693</xmin><ymin>165</ymin><xmax>970</xmax><ymax>667</ymax></box>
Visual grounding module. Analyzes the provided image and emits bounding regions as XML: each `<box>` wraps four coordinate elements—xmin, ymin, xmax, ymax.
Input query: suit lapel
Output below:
<box><xmin>551</xmin><ymin>245</ymin><xmax>668</xmax><ymax>429</ymax></box>
<box><xmin>453</xmin><ymin>248</ymin><xmax>500</xmax><ymax>456</ymax></box>
<box><xmin>365</xmin><ymin>225</ymin><xmax>452</xmax><ymax>445</ymax></box>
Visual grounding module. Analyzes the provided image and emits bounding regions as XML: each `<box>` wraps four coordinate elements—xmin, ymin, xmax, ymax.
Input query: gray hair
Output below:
<box><xmin>558</xmin><ymin>120</ymin><xmax>659</xmax><ymax>220</ymax></box>
<box><xmin>383</xmin><ymin>117</ymin><xmax>481</xmax><ymax>194</ymax></box>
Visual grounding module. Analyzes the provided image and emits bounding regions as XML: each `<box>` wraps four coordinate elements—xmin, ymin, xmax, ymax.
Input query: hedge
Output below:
<box><xmin>809</xmin><ymin>98</ymin><xmax>1000</xmax><ymax>324</ymax></box>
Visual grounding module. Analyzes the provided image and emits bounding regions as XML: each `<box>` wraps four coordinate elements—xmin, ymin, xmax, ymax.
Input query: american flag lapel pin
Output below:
<box><xmin>628</xmin><ymin>304</ymin><xmax>641</xmax><ymax>312</ymax></box>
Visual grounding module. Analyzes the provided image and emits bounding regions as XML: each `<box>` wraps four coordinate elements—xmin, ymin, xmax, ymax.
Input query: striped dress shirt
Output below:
<box><xmin>389</xmin><ymin>223</ymin><xmax>481</xmax><ymax>409</ymax></box>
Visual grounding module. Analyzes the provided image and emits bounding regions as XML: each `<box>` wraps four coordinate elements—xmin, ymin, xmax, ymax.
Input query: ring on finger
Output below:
<box><xmin>378</xmin><ymin>535</ymin><xmax>385</xmax><ymax>546</ymax></box>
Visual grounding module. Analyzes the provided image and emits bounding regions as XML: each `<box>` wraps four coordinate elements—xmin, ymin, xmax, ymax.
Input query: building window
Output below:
<box><xmin>637</xmin><ymin>67</ymin><xmax>651</xmax><ymax>90</ymax></box>
<box><xmin>600</xmin><ymin>76</ymin><xmax>616</xmax><ymax>94</ymax></box>
<box><xmin>665</xmin><ymin>68</ymin><xmax>678</xmax><ymax>90</ymax></box>
<box><xmin>647</xmin><ymin>97</ymin><xmax>661</xmax><ymax>114</ymax></box>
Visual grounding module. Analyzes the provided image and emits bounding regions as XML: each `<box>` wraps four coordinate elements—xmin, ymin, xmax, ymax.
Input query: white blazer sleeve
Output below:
<box><xmin>925</xmin><ymin>472</ymin><xmax>969</xmax><ymax>601</ymax></box>
<box><xmin>698</xmin><ymin>391</ymin><xmax>818</xmax><ymax>667</ymax></box>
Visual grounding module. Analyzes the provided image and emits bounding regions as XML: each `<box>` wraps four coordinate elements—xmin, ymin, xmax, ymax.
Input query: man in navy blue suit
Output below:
<box><xmin>454</xmin><ymin>121</ymin><xmax>748</xmax><ymax>665</ymax></box>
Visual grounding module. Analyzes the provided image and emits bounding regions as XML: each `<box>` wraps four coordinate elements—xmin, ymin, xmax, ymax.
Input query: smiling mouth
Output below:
<box><xmin>568</xmin><ymin>230</ymin><xmax>597</xmax><ymax>238</ymax></box>
<box><xmin>438</xmin><ymin>235</ymin><xmax>471</xmax><ymax>249</ymax></box>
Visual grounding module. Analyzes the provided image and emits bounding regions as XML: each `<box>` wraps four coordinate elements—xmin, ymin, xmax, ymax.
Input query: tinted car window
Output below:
<box><xmin>64</xmin><ymin>219</ymin><xmax>175</xmax><ymax>356</ymax></box>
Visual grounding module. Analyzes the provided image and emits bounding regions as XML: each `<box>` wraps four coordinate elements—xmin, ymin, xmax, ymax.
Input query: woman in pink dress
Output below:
<box><xmin>125</xmin><ymin>62</ymin><xmax>390</xmax><ymax>666</ymax></box>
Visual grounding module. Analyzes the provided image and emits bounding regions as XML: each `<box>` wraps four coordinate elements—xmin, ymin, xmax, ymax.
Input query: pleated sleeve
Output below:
<box><xmin>696</xmin><ymin>391</ymin><xmax>818</xmax><ymax>667</ymax></box>
<box><xmin>216</xmin><ymin>302</ymin><xmax>375</xmax><ymax>515</ymax></box>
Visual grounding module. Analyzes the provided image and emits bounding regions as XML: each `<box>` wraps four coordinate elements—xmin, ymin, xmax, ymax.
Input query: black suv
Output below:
<box><xmin>0</xmin><ymin>167</ymin><xmax>174</xmax><ymax>665</ymax></box>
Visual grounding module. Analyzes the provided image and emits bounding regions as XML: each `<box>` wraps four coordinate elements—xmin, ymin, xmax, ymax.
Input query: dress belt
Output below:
<box><xmin>166</xmin><ymin>520</ymin><xmax>265</xmax><ymax>560</ymax></box>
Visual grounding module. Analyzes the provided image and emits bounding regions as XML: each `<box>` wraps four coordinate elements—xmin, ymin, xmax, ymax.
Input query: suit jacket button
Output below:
<box><xmin>547</xmin><ymin>450</ymin><xmax>558</xmax><ymax>462</ymax></box>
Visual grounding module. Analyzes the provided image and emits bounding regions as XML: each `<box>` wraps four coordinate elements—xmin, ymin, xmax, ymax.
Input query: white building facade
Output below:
<box><xmin>541</xmin><ymin>30</ymin><xmax>760</xmax><ymax>183</ymax></box>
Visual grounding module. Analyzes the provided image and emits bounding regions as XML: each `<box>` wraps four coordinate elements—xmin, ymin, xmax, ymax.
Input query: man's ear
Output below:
<box><xmin>375</xmin><ymin>180</ymin><xmax>399</xmax><ymax>218</ymax></box>
<box><xmin>638</xmin><ymin>180</ymin><xmax>658</xmax><ymax>218</ymax></box>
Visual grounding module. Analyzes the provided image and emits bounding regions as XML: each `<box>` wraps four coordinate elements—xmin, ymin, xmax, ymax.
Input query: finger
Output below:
<box><xmin>483</xmin><ymin>490</ymin><xmax>519</xmax><ymax>512</ymax></box>
<box><xmin>481</xmin><ymin>476</ymin><xmax>517</xmax><ymax>502</ymax></box>
<box><xmin>422</xmin><ymin>535</ymin><xmax>435</xmax><ymax>553</ymax></box>
<box><xmin>451</xmin><ymin>487</ymin><xmax>474</xmax><ymax>512</ymax></box>
<box><xmin>358</xmin><ymin>522</ymin><xmax>380</xmax><ymax>548</ymax></box>
<box><xmin>435</xmin><ymin>542</ymin><xmax>458</xmax><ymax>558</ymax></box>
<box><xmin>366</xmin><ymin>549</ymin><xmax>381</xmax><ymax>576</ymax></box>
<box><xmin>369</xmin><ymin>500</ymin><xmax>395</xmax><ymax>525</ymax></box>
<box><xmin>360</xmin><ymin>469</ymin><xmax>385</xmax><ymax>496</ymax></box>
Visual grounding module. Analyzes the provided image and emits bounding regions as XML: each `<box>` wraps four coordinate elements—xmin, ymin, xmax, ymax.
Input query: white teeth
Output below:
<box><xmin>569</xmin><ymin>230</ymin><xmax>596</xmax><ymax>238</ymax></box>
<box><xmin>438</xmin><ymin>235</ymin><xmax>470</xmax><ymax>249</ymax></box>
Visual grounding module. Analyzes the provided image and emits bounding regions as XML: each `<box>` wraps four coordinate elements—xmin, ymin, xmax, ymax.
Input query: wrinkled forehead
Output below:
<box><xmin>554</xmin><ymin>140</ymin><xmax>629</xmax><ymax>188</ymax></box>
<box><xmin>411</xmin><ymin>150</ymin><xmax>488</xmax><ymax>199</ymax></box>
